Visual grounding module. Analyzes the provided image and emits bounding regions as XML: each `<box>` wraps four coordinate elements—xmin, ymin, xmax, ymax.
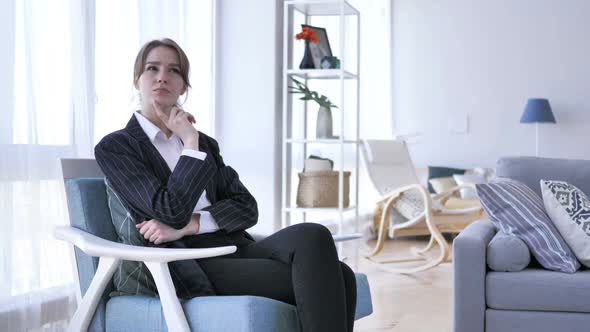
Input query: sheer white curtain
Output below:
<box><xmin>0</xmin><ymin>0</ymin><xmax>94</xmax><ymax>331</ymax></box>
<box><xmin>1</xmin><ymin>1</ymin><xmax>215</xmax><ymax>330</ymax></box>
<box><xmin>94</xmin><ymin>0</ymin><xmax>215</xmax><ymax>144</ymax></box>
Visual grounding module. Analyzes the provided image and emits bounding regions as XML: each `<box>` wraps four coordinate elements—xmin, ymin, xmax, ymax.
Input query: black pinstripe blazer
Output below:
<box><xmin>95</xmin><ymin>113</ymin><xmax>258</xmax><ymax>248</ymax></box>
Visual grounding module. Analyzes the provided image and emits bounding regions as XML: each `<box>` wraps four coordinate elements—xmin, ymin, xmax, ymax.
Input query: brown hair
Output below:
<box><xmin>133</xmin><ymin>38</ymin><xmax>191</xmax><ymax>90</ymax></box>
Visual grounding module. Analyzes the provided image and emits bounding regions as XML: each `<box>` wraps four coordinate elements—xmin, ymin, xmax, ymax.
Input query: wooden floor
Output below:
<box><xmin>343</xmin><ymin>237</ymin><xmax>453</xmax><ymax>332</ymax></box>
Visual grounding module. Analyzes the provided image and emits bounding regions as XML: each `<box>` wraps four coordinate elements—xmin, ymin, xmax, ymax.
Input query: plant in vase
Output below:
<box><xmin>288</xmin><ymin>77</ymin><xmax>338</xmax><ymax>138</ymax></box>
<box><xmin>295</xmin><ymin>26</ymin><xmax>319</xmax><ymax>69</ymax></box>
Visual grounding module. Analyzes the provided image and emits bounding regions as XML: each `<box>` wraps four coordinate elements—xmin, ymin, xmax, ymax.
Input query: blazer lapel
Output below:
<box><xmin>124</xmin><ymin>113</ymin><xmax>172</xmax><ymax>179</ymax></box>
<box><xmin>125</xmin><ymin>113</ymin><xmax>218</xmax><ymax>202</ymax></box>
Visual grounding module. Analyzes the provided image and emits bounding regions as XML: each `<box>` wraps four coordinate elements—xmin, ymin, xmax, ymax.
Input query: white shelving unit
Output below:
<box><xmin>281</xmin><ymin>0</ymin><xmax>361</xmax><ymax>246</ymax></box>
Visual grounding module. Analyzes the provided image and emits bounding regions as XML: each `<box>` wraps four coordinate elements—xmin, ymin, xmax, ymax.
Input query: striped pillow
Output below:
<box><xmin>476</xmin><ymin>179</ymin><xmax>580</xmax><ymax>273</ymax></box>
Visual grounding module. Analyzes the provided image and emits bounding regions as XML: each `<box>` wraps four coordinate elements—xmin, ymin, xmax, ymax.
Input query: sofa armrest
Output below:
<box><xmin>452</xmin><ymin>219</ymin><xmax>496</xmax><ymax>332</ymax></box>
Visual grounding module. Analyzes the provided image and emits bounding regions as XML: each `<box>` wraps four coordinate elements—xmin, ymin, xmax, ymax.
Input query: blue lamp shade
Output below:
<box><xmin>520</xmin><ymin>98</ymin><xmax>556</xmax><ymax>123</ymax></box>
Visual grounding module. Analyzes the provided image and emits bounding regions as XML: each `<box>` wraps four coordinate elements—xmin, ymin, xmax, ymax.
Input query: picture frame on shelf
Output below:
<box><xmin>302</xmin><ymin>24</ymin><xmax>332</xmax><ymax>69</ymax></box>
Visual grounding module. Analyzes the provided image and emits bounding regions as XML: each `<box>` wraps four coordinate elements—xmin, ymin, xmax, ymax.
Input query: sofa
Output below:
<box><xmin>453</xmin><ymin>156</ymin><xmax>590</xmax><ymax>332</ymax></box>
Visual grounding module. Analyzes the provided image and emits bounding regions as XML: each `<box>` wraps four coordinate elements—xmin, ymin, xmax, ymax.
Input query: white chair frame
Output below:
<box><xmin>57</xmin><ymin>158</ymin><xmax>237</xmax><ymax>332</ymax></box>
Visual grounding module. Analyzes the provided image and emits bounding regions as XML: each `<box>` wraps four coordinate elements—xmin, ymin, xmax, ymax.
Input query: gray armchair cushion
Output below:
<box><xmin>105</xmin><ymin>179</ymin><xmax>217</xmax><ymax>298</ymax></box>
<box><xmin>487</xmin><ymin>231</ymin><xmax>530</xmax><ymax>272</ymax></box>
<box><xmin>105</xmin><ymin>179</ymin><xmax>158</xmax><ymax>297</ymax></box>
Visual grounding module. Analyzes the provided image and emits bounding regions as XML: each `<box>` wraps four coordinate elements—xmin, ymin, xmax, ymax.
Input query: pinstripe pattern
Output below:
<box><xmin>105</xmin><ymin>177</ymin><xmax>216</xmax><ymax>297</ymax></box>
<box><xmin>476</xmin><ymin>179</ymin><xmax>580</xmax><ymax>273</ymax></box>
<box><xmin>95</xmin><ymin>114</ymin><xmax>258</xmax><ymax>233</ymax></box>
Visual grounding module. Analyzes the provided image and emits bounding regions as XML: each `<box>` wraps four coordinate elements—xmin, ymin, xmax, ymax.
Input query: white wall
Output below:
<box><xmin>392</xmin><ymin>0</ymin><xmax>590</xmax><ymax>169</ymax></box>
<box><xmin>215</xmin><ymin>0</ymin><xmax>283</xmax><ymax>235</ymax></box>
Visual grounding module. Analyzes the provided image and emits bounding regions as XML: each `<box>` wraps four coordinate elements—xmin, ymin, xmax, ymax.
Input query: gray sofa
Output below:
<box><xmin>453</xmin><ymin>156</ymin><xmax>590</xmax><ymax>332</ymax></box>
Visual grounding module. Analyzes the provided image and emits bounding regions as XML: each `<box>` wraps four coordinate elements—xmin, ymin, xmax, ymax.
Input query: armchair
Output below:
<box><xmin>361</xmin><ymin>139</ymin><xmax>484</xmax><ymax>273</ymax></box>
<box><xmin>57</xmin><ymin>158</ymin><xmax>373</xmax><ymax>331</ymax></box>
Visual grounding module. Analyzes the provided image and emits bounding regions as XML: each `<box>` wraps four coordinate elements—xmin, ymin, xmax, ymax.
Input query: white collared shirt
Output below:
<box><xmin>134</xmin><ymin>111</ymin><xmax>220</xmax><ymax>234</ymax></box>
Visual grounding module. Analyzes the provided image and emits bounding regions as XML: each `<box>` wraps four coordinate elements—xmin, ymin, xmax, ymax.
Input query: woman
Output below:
<box><xmin>94</xmin><ymin>38</ymin><xmax>356</xmax><ymax>332</ymax></box>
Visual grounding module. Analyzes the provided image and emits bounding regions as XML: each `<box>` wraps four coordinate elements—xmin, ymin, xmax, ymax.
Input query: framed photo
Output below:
<box><xmin>302</xmin><ymin>24</ymin><xmax>332</xmax><ymax>69</ymax></box>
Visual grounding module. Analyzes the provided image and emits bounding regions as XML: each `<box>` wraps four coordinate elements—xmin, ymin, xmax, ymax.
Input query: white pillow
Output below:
<box><xmin>453</xmin><ymin>173</ymin><xmax>486</xmax><ymax>198</ymax></box>
<box><xmin>467</xmin><ymin>167</ymin><xmax>496</xmax><ymax>182</ymax></box>
<box><xmin>541</xmin><ymin>180</ymin><xmax>590</xmax><ymax>268</ymax></box>
<box><xmin>394</xmin><ymin>188</ymin><xmax>443</xmax><ymax>221</ymax></box>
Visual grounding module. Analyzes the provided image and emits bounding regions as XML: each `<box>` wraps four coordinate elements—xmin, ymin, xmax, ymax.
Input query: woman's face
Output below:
<box><xmin>136</xmin><ymin>46</ymin><xmax>187</xmax><ymax>111</ymax></box>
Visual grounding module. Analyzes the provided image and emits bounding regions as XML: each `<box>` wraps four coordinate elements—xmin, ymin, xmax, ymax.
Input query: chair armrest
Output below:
<box><xmin>54</xmin><ymin>226</ymin><xmax>236</xmax><ymax>262</ymax></box>
<box><xmin>452</xmin><ymin>219</ymin><xmax>496</xmax><ymax>332</ymax></box>
<box><xmin>54</xmin><ymin>225</ymin><xmax>236</xmax><ymax>332</ymax></box>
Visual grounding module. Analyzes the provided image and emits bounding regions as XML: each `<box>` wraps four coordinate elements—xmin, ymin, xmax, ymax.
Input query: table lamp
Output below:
<box><xmin>520</xmin><ymin>98</ymin><xmax>556</xmax><ymax>157</ymax></box>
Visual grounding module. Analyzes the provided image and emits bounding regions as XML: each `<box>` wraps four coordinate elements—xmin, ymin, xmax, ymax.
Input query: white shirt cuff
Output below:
<box><xmin>182</xmin><ymin>149</ymin><xmax>207</xmax><ymax>160</ymax></box>
<box><xmin>196</xmin><ymin>211</ymin><xmax>220</xmax><ymax>234</ymax></box>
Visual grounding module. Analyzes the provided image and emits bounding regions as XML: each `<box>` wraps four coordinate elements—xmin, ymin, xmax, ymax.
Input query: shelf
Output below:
<box><xmin>284</xmin><ymin>206</ymin><xmax>357</xmax><ymax>213</ymax></box>
<box><xmin>286</xmin><ymin>0</ymin><xmax>360</xmax><ymax>16</ymax></box>
<box><xmin>287</xmin><ymin>69</ymin><xmax>358</xmax><ymax>80</ymax></box>
<box><xmin>282</xmin><ymin>0</ymin><xmax>360</xmax><ymax>235</ymax></box>
<box><xmin>286</xmin><ymin>138</ymin><xmax>358</xmax><ymax>144</ymax></box>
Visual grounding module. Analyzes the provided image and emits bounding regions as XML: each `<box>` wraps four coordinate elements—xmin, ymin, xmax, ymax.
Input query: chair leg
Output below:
<box><xmin>412</xmin><ymin>235</ymin><xmax>435</xmax><ymax>256</ymax></box>
<box><xmin>365</xmin><ymin>187</ymin><xmax>450</xmax><ymax>274</ymax></box>
<box><xmin>365</xmin><ymin>193</ymin><xmax>451</xmax><ymax>274</ymax></box>
<box><xmin>145</xmin><ymin>262</ymin><xmax>191</xmax><ymax>332</ymax></box>
<box><xmin>68</xmin><ymin>256</ymin><xmax>120</xmax><ymax>332</ymax></box>
<box><xmin>366</xmin><ymin>200</ymin><xmax>395</xmax><ymax>257</ymax></box>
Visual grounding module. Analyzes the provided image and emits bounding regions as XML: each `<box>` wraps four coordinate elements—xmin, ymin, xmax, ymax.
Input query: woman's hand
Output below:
<box><xmin>136</xmin><ymin>214</ymin><xmax>201</xmax><ymax>245</ymax></box>
<box><xmin>153</xmin><ymin>100</ymin><xmax>199</xmax><ymax>149</ymax></box>
<box><xmin>137</xmin><ymin>219</ymin><xmax>184</xmax><ymax>245</ymax></box>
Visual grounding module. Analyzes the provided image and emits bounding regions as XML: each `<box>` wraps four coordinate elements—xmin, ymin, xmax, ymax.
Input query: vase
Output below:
<box><xmin>316</xmin><ymin>106</ymin><xmax>333</xmax><ymax>138</ymax></box>
<box><xmin>299</xmin><ymin>41</ymin><xmax>315</xmax><ymax>69</ymax></box>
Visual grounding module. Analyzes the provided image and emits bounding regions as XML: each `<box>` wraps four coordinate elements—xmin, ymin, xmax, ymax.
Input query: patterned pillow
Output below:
<box><xmin>476</xmin><ymin>179</ymin><xmax>580</xmax><ymax>273</ymax></box>
<box><xmin>394</xmin><ymin>188</ymin><xmax>443</xmax><ymax>221</ymax></box>
<box><xmin>105</xmin><ymin>179</ymin><xmax>158</xmax><ymax>297</ymax></box>
<box><xmin>541</xmin><ymin>180</ymin><xmax>590</xmax><ymax>268</ymax></box>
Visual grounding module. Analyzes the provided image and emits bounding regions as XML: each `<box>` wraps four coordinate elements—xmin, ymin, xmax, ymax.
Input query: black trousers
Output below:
<box><xmin>198</xmin><ymin>223</ymin><xmax>356</xmax><ymax>332</ymax></box>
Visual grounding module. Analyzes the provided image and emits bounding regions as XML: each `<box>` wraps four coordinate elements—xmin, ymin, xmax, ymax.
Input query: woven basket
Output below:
<box><xmin>296</xmin><ymin>171</ymin><xmax>351</xmax><ymax>208</ymax></box>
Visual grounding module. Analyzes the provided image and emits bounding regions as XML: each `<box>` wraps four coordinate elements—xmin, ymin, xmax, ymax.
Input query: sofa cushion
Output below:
<box><xmin>542</xmin><ymin>180</ymin><xmax>590</xmax><ymax>268</ymax></box>
<box><xmin>476</xmin><ymin>179</ymin><xmax>580</xmax><ymax>273</ymax></box>
<box><xmin>486</xmin><ymin>269</ymin><xmax>590</xmax><ymax>313</ymax></box>
<box><xmin>486</xmin><ymin>309</ymin><xmax>590</xmax><ymax>332</ymax></box>
<box><xmin>496</xmin><ymin>156</ymin><xmax>590</xmax><ymax>198</ymax></box>
<box><xmin>487</xmin><ymin>231</ymin><xmax>530</xmax><ymax>272</ymax></box>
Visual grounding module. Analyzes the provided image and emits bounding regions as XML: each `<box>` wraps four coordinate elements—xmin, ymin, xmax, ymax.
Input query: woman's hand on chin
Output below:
<box><xmin>153</xmin><ymin>100</ymin><xmax>199</xmax><ymax>149</ymax></box>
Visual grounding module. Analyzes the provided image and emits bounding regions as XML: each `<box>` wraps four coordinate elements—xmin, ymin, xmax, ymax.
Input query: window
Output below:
<box><xmin>94</xmin><ymin>0</ymin><xmax>215</xmax><ymax>144</ymax></box>
<box><xmin>3</xmin><ymin>1</ymin><xmax>216</xmax><ymax>329</ymax></box>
